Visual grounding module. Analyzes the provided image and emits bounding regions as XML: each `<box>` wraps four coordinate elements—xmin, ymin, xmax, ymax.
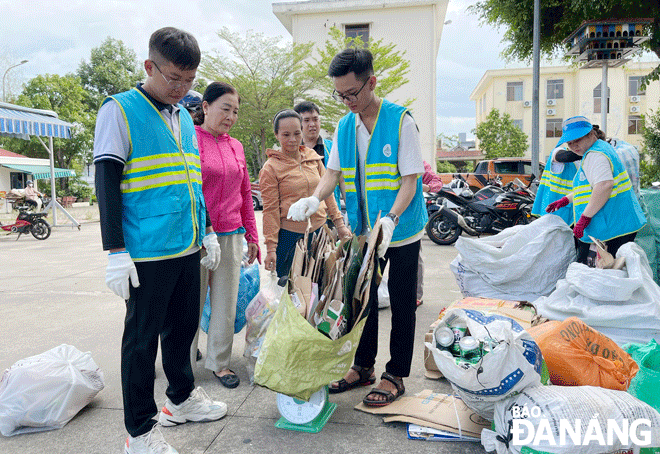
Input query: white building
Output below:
<box><xmin>470</xmin><ymin>61</ymin><xmax>660</xmax><ymax>160</ymax></box>
<box><xmin>272</xmin><ymin>0</ymin><xmax>449</xmax><ymax>164</ymax></box>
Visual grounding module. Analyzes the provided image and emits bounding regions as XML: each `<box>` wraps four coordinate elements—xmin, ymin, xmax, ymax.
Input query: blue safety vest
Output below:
<box><xmin>323</xmin><ymin>138</ymin><xmax>342</xmax><ymax>208</ymax></box>
<box><xmin>572</xmin><ymin>139</ymin><xmax>645</xmax><ymax>243</ymax></box>
<box><xmin>336</xmin><ymin>100</ymin><xmax>427</xmax><ymax>243</ymax></box>
<box><xmin>531</xmin><ymin>154</ymin><xmax>578</xmax><ymax>225</ymax></box>
<box><xmin>105</xmin><ymin>88</ymin><xmax>206</xmax><ymax>260</ymax></box>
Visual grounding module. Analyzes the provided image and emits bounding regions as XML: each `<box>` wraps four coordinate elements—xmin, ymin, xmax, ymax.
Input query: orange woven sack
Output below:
<box><xmin>529</xmin><ymin>317</ymin><xmax>638</xmax><ymax>390</ymax></box>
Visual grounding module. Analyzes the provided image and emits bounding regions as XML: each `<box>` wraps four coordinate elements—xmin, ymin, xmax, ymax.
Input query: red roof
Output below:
<box><xmin>436</xmin><ymin>148</ymin><xmax>484</xmax><ymax>159</ymax></box>
<box><xmin>0</xmin><ymin>148</ymin><xmax>26</xmax><ymax>158</ymax></box>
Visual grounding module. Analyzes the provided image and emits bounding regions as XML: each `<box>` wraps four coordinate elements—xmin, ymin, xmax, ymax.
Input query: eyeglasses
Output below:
<box><xmin>331</xmin><ymin>78</ymin><xmax>370</xmax><ymax>103</ymax></box>
<box><xmin>151</xmin><ymin>60</ymin><xmax>198</xmax><ymax>90</ymax></box>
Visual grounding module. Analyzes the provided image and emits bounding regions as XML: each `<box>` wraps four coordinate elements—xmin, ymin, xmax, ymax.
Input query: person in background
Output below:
<box><xmin>191</xmin><ymin>82</ymin><xmax>260</xmax><ymax>389</ymax></box>
<box><xmin>93</xmin><ymin>27</ymin><xmax>226</xmax><ymax>454</ymax></box>
<box><xmin>260</xmin><ymin>109</ymin><xmax>350</xmax><ymax>278</ymax></box>
<box><xmin>293</xmin><ymin>101</ymin><xmax>344</xmax><ymax>209</ymax></box>
<box><xmin>416</xmin><ymin>160</ymin><xmax>444</xmax><ymax>306</ymax></box>
<box><xmin>288</xmin><ymin>48</ymin><xmax>427</xmax><ymax>407</ymax></box>
<box><xmin>24</xmin><ymin>180</ymin><xmax>43</xmax><ymax>211</ymax></box>
<box><xmin>531</xmin><ymin>146</ymin><xmax>580</xmax><ymax>226</ymax></box>
<box><xmin>546</xmin><ymin>116</ymin><xmax>646</xmax><ymax>264</ymax></box>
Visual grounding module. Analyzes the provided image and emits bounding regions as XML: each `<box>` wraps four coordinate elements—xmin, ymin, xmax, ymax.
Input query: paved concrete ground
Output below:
<box><xmin>0</xmin><ymin>210</ymin><xmax>488</xmax><ymax>454</ymax></box>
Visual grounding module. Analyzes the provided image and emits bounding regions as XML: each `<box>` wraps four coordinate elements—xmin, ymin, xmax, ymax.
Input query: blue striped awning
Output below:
<box><xmin>1</xmin><ymin>164</ymin><xmax>76</xmax><ymax>180</ymax></box>
<box><xmin>0</xmin><ymin>104</ymin><xmax>73</xmax><ymax>139</ymax></box>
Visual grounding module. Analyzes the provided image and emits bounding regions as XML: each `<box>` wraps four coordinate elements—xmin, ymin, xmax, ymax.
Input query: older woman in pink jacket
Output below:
<box><xmin>191</xmin><ymin>82</ymin><xmax>259</xmax><ymax>389</ymax></box>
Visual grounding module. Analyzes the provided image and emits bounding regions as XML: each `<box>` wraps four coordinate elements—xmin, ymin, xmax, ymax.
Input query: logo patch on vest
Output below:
<box><xmin>192</xmin><ymin>137</ymin><xmax>199</xmax><ymax>151</ymax></box>
<box><xmin>383</xmin><ymin>144</ymin><xmax>392</xmax><ymax>157</ymax></box>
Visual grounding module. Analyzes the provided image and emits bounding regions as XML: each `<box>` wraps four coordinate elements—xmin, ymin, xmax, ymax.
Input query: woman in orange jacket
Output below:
<box><xmin>259</xmin><ymin>109</ymin><xmax>350</xmax><ymax>277</ymax></box>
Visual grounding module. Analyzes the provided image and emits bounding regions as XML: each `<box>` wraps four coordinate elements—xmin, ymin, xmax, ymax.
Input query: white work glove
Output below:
<box><xmin>378</xmin><ymin>217</ymin><xmax>395</xmax><ymax>258</ymax></box>
<box><xmin>106</xmin><ymin>251</ymin><xmax>140</xmax><ymax>300</ymax></box>
<box><xmin>200</xmin><ymin>233</ymin><xmax>221</xmax><ymax>271</ymax></box>
<box><xmin>287</xmin><ymin>196</ymin><xmax>320</xmax><ymax>221</ymax></box>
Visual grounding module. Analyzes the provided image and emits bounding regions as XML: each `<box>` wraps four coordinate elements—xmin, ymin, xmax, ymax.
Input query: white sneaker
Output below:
<box><xmin>124</xmin><ymin>424</ymin><xmax>178</xmax><ymax>454</ymax></box>
<box><xmin>158</xmin><ymin>386</ymin><xmax>227</xmax><ymax>427</ymax></box>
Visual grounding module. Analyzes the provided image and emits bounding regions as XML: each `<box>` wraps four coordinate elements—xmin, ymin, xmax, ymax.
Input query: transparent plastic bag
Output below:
<box><xmin>243</xmin><ymin>272</ymin><xmax>285</xmax><ymax>384</ymax></box>
<box><xmin>0</xmin><ymin>344</ymin><xmax>104</xmax><ymax>437</ymax></box>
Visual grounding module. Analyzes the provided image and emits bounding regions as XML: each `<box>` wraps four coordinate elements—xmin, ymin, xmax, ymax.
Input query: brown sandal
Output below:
<box><xmin>362</xmin><ymin>372</ymin><xmax>405</xmax><ymax>407</ymax></box>
<box><xmin>329</xmin><ymin>365</ymin><xmax>376</xmax><ymax>394</ymax></box>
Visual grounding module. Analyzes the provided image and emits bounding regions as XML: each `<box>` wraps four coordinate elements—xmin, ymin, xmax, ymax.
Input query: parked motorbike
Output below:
<box><xmin>0</xmin><ymin>204</ymin><xmax>51</xmax><ymax>240</ymax></box>
<box><xmin>425</xmin><ymin>176</ymin><xmax>535</xmax><ymax>246</ymax></box>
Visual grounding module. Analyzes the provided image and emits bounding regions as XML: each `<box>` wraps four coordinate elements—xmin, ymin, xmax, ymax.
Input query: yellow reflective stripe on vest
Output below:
<box><xmin>365</xmin><ymin>163</ymin><xmax>398</xmax><ymax>175</ymax></box>
<box><xmin>365</xmin><ymin>178</ymin><xmax>401</xmax><ymax>191</ymax></box>
<box><xmin>573</xmin><ymin>171</ymin><xmax>632</xmax><ymax>206</ymax></box>
<box><xmin>342</xmin><ymin>167</ymin><xmax>357</xmax><ymax>192</ymax></box>
<box><xmin>121</xmin><ymin>172</ymin><xmax>192</xmax><ymax>193</ymax></box>
<box><xmin>540</xmin><ymin>173</ymin><xmax>574</xmax><ymax>193</ymax></box>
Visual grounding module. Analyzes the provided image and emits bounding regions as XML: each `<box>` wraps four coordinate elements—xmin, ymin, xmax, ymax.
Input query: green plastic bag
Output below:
<box><xmin>624</xmin><ymin>339</ymin><xmax>660</xmax><ymax>412</ymax></box>
<box><xmin>254</xmin><ymin>291</ymin><xmax>367</xmax><ymax>401</ymax></box>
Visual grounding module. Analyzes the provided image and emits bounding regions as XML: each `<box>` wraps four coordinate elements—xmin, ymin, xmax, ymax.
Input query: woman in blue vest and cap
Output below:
<box><xmin>546</xmin><ymin>116</ymin><xmax>646</xmax><ymax>264</ymax></box>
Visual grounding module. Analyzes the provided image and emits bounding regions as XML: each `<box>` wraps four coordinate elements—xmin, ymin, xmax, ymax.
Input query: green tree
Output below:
<box><xmin>77</xmin><ymin>37</ymin><xmax>145</xmax><ymax>111</ymax></box>
<box><xmin>3</xmin><ymin>74</ymin><xmax>93</xmax><ymax>180</ymax></box>
<box><xmin>199</xmin><ymin>28</ymin><xmax>316</xmax><ymax>177</ymax></box>
<box><xmin>437</xmin><ymin>133</ymin><xmax>460</xmax><ymax>149</ymax></box>
<box><xmin>640</xmin><ymin>109</ymin><xmax>660</xmax><ymax>187</ymax></box>
<box><xmin>473</xmin><ymin>108</ymin><xmax>528</xmax><ymax>159</ymax></box>
<box><xmin>469</xmin><ymin>1</ymin><xmax>660</xmax><ymax>85</ymax></box>
<box><xmin>304</xmin><ymin>26</ymin><xmax>413</xmax><ymax>132</ymax></box>
<box><xmin>436</xmin><ymin>160</ymin><xmax>457</xmax><ymax>173</ymax></box>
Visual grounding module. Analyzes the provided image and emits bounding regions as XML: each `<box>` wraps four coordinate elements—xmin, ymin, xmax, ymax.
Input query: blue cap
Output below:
<box><xmin>180</xmin><ymin>90</ymin><xmax>203</xmax><ymax>113</ymax></box>
<box><xmin>556</xmin><ymin>116</ymin><xmax>593</xmax><ymax>148</ymax></box>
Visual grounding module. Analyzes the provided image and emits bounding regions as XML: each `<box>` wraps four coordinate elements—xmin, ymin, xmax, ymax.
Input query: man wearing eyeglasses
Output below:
<box><xmin>93</xmin><ymin>27</ymin><xmax>226</xmax><ymax>454</ymax></box>
<box><xmin>288</xmin><ymin>48</ymin><xmax>427</xmax><ymax>407</ymax></box>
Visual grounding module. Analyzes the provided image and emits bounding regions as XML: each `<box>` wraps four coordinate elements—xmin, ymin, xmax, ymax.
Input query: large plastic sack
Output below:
<box><xmin>530</xmin><ymin>318</ymin><xmax>638</xmax><ymax>390</ymax></box>
<box><xmin>450</xmin><ymin>215</ymin><xmax>576</xmax><ymax>301</ymax></box>
<box><xmin>234</xmin><ymin>262</ymin><xmax>260</xmax><ymax>333</ymax></box>
<box><xmin>426</xmin><ymin>308</ymin><xmax>545</xmax><ymax>420</ymax></box>
<box><xmin>243</xmin><ymin>273</ymin><xmax>285</xmax><ymax>384</ymax></box>
<box><xmin>534</xmin><ymin>242</ymin><xmax>660</xmax><ymax>346</ymax></box>
<box><xmin>254</xmin><ymin>291</ymin><xmax>368</xmax><ymax>401</ymax></box>
<box><xmin>624</xmin><ymin>340</ymin><xmax>660</xmax><ymax>413</ymax></box>
<box><xmin>0</xmin><ymin>344</ymin><xmax>104</xmax><ymax>437</ymax></box>
<box><xmin>636</xmin><ymin>188</ymin><xmax>660</xmax><ymax>285</ymax></box>
<box><xmin>482</xmin><ymin>385</ymin><xmax>660</xmax><ymax>454</ymax></box>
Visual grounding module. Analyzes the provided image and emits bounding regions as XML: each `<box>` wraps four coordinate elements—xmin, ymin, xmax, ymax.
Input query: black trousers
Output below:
<box><xmin>575</xmin><ymin>232</ymin><xmax>637</xmax><ymax>265</ymax></box>
<box><xmin>122</xmin><ymin>251</ymin><xmax>200</xmax><ymax>437</ymax></box>
<box><xmin>354</xmin><ymin>239</ymin><xmax>420</xmax><ymax>378</ymax></box>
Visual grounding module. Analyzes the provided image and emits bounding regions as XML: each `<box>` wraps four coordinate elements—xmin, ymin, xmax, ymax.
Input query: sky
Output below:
<box><xmin>2</xmin><ymin>0</ymin><xmax>655</xmax><ymax>140</ymax></box>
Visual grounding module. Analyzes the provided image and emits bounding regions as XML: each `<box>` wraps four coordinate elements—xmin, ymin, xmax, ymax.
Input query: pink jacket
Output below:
<box><xmin>196</xmin><ymin>125</ymin><xmax>258</xmax><ymax>243</ymax></box>
<box><xmin>423</xmin><ymin>160</ymin><xmax>444</xmax><ymax>193</ymax></box>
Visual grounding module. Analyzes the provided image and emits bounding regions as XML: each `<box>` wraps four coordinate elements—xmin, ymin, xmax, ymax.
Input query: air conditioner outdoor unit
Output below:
<box><xmin>547</xmin><ymin>99</ymin><xmax>556</xmax><ymax>106</ymax></box>
<box><xmin>547</xmin><ymin>109</ymin><xmax>556</xmax><ymax>116</ymax></box>
<box><xmin>523</xmin><ymin>100</ymin><xmax>532</xmax><ymax>108</ymax></box>
<box><xmin>630</xmin><ymin>95</ymin><xmax>641</xmax><ymax>103</ymax></box>
<box><xmin>630</xmin><ymin>106</ymin><xmax>640</xmax><ymax>113</ymax></box>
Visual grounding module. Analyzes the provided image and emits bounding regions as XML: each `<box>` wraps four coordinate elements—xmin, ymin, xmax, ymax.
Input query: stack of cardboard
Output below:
<box><xmin>288</xmin><ymin>221</ymin><xmax>382</xmax><ymax>341</ymax></box>
<box><xmin>355</xmin><ymin>389</ymin><xmax>489</xmax><ymax>439</ymax></box>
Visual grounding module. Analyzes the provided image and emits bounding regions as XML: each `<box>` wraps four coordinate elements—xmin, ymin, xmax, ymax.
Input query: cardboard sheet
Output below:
<box><xmin>354</xmin><ymin>389</ymin><xmax>489</xmax><ymax>438</ymax></box>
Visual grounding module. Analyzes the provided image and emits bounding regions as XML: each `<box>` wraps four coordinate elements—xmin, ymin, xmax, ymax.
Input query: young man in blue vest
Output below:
<box><xmin>93</xmin><ymin>27</ymin><xmax>226</xmax><ymax>454</ymax></box>
<box><xmin>288</xmin><ymin>48</ymin><xmax>427</xmax><ymax>406</ymax></box>
<box><xmin>293</xmin><ymin>100</ymin><xmax>344</xmax><ymax>210</ymax></box>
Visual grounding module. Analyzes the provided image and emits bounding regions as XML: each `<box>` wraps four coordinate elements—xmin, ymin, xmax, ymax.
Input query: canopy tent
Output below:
<box><xmin>0</xmin><ymin>101</ymin><xmax>79</xmax><ymax>227</ymax></box>
<box><xmin>1</xmin><ymin>163</ymin><xmax>75</xmax><ymax>180</ymax></box>
<box><xmin>0</xmin><ymin>103</ymin><xmax>73</xmax><ymax>140</ymax></box>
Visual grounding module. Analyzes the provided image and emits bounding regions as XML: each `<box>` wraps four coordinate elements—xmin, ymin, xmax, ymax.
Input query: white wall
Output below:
<box><xmin>275</xmin><ymin>0</ymin><xmax>447</xmax><ymax>165</ymax></box>
<box><xmin>471</xmin><ymin>61</ymin><xmax>660</xmax><ymax>160</ymax></box>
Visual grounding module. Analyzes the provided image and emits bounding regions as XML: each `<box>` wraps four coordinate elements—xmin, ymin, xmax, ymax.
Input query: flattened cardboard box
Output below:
<box><xmin>355</xmin><ymin>389</ymin><xmax>489</xmax><ymax>438</ymax></box>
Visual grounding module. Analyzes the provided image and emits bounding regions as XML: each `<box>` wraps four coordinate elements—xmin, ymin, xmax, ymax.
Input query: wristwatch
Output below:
<box><xmin>385</xmin><ymin>212</ymin><xmax>399</xmax><ymax>226</ymax></box>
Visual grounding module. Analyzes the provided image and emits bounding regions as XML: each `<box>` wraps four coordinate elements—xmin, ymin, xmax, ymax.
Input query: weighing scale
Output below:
<box><xmin>275</xmin><ymin>386</ymin><xmax>336</xmax><ymax>433</ymax></box>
